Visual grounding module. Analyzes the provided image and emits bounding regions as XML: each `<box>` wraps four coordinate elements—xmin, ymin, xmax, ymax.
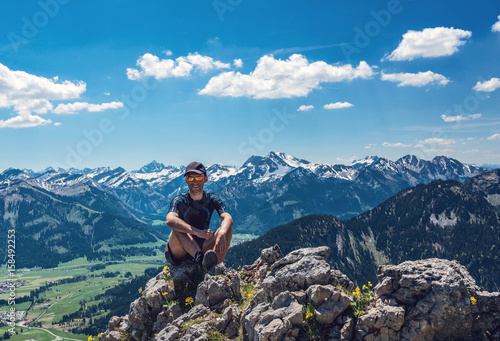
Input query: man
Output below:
<box><xmin>165</xmin><ymin>161</ymin><xmax>233</xmax><ymax>272</ymax></box>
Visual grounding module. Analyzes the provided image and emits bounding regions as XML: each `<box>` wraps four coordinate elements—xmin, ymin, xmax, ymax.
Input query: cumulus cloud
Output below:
<box><xmin>127</xmin><ymin>52</ymin><xmax>231</xmax><ymax>80</ymax></box>
<box><xmin>493</xmin><ymin>15</ymin><xmax>500</xmax><ymax>32</ymax></box>
<box><xmin>297</xmin><ymin>105</ymin><xmax>314</xmax><ymax>112</ymax></box>
<box><xmin>381</xmin><ymin>71</ymin><xmax>450</xmax><ymax>87</ymax></box>
<box><xmin>233</xmin><ymin>59</ymin><xmax>243</xmax><ymax>68</ymax></box>
<box><xmin>384</xmin><ymin>27</ymin><xmax>471</xmax><ymax>61</ymax></box>
<box><xmin>0</xmin><ymin>63</ymin><xmax>124</xmax><ymax>128</ymax></box>
<box><xmin>53</xmin><ymin>101</ymin><xmax>124</xmax><ymax>114</ymax></box>
<box><xmin>416</xmin><ymin>138</ymin><xmax>456</xmax><ymax>147</ymax></box>
<box><xmin>473</xmin><ymin>77</ymin><xmax>500</xmax><ymax>92</ymax></box>
<box><xmin>487</xmin><ymin>133</ymin><xmax>500</xmax><ymax>140</ymax></box>
<box><xmin>199</xmin><ymin>54</ymin><xmax>374</xmax><ymax>99</ymax></box>
<box><xmin>382</xmin><ymin>142</ymin><xmax>413</xmax><ymax>148</ymax></box>
<box><xmin>323</xmin><ymin>102</ymin><xmax>353</xmax><ymax>109</ymax></box>
<box><xmin>441</xmin><ymin>113</ymin><xmax>482</xmax><ymax>122</ymax></box>
<box><xmin>0</xmin><ymin>114</ymin><xmax>52</xmax><ymax>129</ymax></box>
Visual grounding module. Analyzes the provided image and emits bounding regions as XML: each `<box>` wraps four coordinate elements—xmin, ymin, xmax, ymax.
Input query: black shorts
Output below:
<box><xmin>164</xmin><ymin>236</ymin><xmax>206</xmax><ymax>266</ymax></box>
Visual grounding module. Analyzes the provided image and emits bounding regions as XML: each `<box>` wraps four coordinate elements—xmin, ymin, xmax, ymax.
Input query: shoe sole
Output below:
<box><xmin>203</xmin><ymin>250</ymin><xmax>218</xmax><ymax>272</ymax></box>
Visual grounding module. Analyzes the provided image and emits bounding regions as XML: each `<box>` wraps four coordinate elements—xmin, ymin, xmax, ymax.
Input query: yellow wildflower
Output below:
<box><xmin>88</xmin><ymin>336</ymin><xmax>93</xmax><ymax>341</ymax></box>
<box><xmin>362</xmin><ymin>284</ymin><xmax>367</xmax><ymax>290</ymax></box>
<box><xmin>470</xmin><ymin>296</ymin><xmax>477</xmax><ymax>305</ymax></box>
<box><xmin>305</xmin><ymin>312</ymin><xmax>313</xmax><ymax>319</ymax></box>
<box><xmin>138</xmin><ymin>287</ymin><xmax>142</xmax><ymax>294</ymax></box>
<box><xmin>368</xmin><ymin>281</ymin><xmax>372</xmax><ymax>287</ymax></box>
<box><xmin>98</xmin><ymin>333</ymin><xmax>103</xmax><ymax>338</ymax></box>
<box><xmin>248</xmin><ymin>293</ymin><xmax>252</xmax><ymax>300</ymax></box>
<box><xmin>185</xmin><ymin>296</ymin><xmax>194</xmax><ymax>306</ymax></box>
<box><xmin>162</xmin><ymin>292</ymin><xmax>168</xmax><ymax>296</ymax></box>
<box><xmin>163</xmin><ymin>265</ymin><xmax>169</xmax><ymax>272</ymax></box>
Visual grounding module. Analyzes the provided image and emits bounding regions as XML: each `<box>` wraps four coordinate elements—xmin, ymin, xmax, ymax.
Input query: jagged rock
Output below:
<box><xmin>362</xmin><ymin>258</ymin><xmax>500</xmax><ymax>341</ymax></box>
<box><xmin>214</xmin><ymin>304</ymin><xmax>242</xmax><ymax>338</ymax></box>
<box><xmin>179</xmin><ymin>321</ymin><xmax>210</xmax><ymax>341</ymax></box>
<box><xmin>154</xmin><ymin>325</ymin><xmax>180</xmax><ymax>341</ymax></box>
<box><xmin>170</xmin><ymin>261</ymin><xmax>204</xmax><ymax>300</ymax></box>
<box><xmin>355</xmin><ymin>300</ymin><xmax>405</xmax><ymax>341</ymax></box>
<box><xmin>241</xmin><ymin>244</ymin><xmax>284</xmax><ymax>285</ymax></box>
<box><xmin>103</xmin><ymin>246</ymin><xmax>500</xmax><ymax>341</ymax></box>
<box><xmin>153</xmin><ymin>303</ymin><xmax>182</xmax><ymax>333</ymax></box>
<box><xmin>195</xmin><ymin>272</ymin><xmax>241</xmax><ymax>310</ymax></box>
<box><xmin>262</xmin><ymin>246</ymin><xmax>331</xmax><ymax>297</ymax></box>
<box><xmin>331</xmin><ymin>269</ymin><xmax>356</xmax><ymax>291</ymax></box>
<box><xmin>306</xmin><ymin>284</ymin><xmax>352</xmax><ymax>324</ymax></box>
<box><xmin>243</xmin><ymin>291</ymin><xmax>303</xmax><ymax>341</ymax></box>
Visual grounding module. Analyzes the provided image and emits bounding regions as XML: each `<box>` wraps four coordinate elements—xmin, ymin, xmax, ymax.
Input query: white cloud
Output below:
<box><xmin>163</xmin><ymin>50</ymin><xmax>173</xmax><ymax>56</ymax></box>
<box><xmin>492</xmin><ymin>15</ymin><xmax>500</xmax><ymax>32</ymax></box>
<box><xmin>416</xmin><ymin>137</ymin><xmax>456</xmax><ymax>146</ymax></box>
<box><xmin>127</xmin><ymin>52</ymin><xmax>231</xmax><ymax>80</ymax></box>
<box><xmin>54</xmin><ymin>122</ymin><xmax>62</xmax><ymax>127</ymax></box>
<box><xmin>297</xmin><ymin>105</ymin><xmax>314</xmax><ymax>112</ymax></box>
<box><xmin>0</xmin><ymin>62</ymin><xmax>87</xmax><ymax>128</ymax></box>
<box><xmin>53</xmin><ymin>101</ymin><xmax>124</xmax><ymax>114</ymax></box>
<box><xmin>473</xmin><ymin>77</ymin><xmax>500</xmax><ymax>92</ymax></box>
<box><xmin>364</xmin><ymin>143</ymin><xmax>377</xmax><ymax>149</ymax></box>
<box><xmin>441</xmin><ymin>113</ymin><xmax>482</xmax><ymax>122</ymax></box>
<box><xmin>381</xmin><ymin>71</ymin><xmax>450</xmax><ymax>87</ymax></box>
<box><xmin>199</xmin><ymin>54</ymin><xmax>374</xmax><ymax>99</ymax></box>
<box><xmin>382</xmin><ymin>142</ymin><xmax>413</xmax><ymax>148</ymax></box>
<box><xmin>104</xmin><ymin>92</ymin><xmax>110</xmax><ymax>96</ymax></box>
<box><xmin>323</xmin><ymin>102</ymin><xmax>353</xmax><ymax>109</ymax></box>
<box><xmin>233</xmin><ymin>59</ymin><xmax>243</xmax><ymax>68</ymax></box>
<box><xmin>384</xmin><ymin>27</ymin><xmax>471</xmax><ymax>61</ymax></box>
<box><xmin>0</xmin><ymin>114</ymin><xmax>52</xmax><ymax>129</ymax></box>
<box><xmin>487</xmin><ymin>133</ymin><xmax>500</xmax><ymax>140</ymax></box>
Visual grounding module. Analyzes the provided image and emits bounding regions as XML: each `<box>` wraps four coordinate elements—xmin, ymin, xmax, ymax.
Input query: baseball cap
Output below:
<box><xmin>184</xmin><ymin>162</ymin><xmax>207</xmax><ymax>176</ymax></box>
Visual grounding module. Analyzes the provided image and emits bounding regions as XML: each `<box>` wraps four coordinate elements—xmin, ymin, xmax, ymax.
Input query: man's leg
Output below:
<box><xmin>202</xmin><ymin>226</ymin><xmax>233</xmax><ymax>264</ymax></box>
<box><xmin>166</xmin><ymin>230</ymin><xmax>203</xmax><ymax>262</ymax></box>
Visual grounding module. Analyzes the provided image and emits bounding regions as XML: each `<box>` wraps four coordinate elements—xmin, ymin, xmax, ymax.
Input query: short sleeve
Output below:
<box><xmin>168</xmin><ymin>194</ymin><xmax>183</xmax><ymax>213</ymax></box>
<box><xmin>211</xmin><ymin>194</ymin><xmax>227</xmax><ymax>216</ymax></box>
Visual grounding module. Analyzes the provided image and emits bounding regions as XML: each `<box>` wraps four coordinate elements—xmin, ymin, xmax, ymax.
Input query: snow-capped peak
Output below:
<box><xmin>350</xmin><ymin>156</ymin><xmax>380</xmax><ymax>168</ymax></box>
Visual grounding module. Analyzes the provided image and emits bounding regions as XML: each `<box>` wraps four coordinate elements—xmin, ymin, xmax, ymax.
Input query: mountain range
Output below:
<box><xmin>225</xmin><ymin>168</ymin><xmax>500</xmax><ymax>292</ymax></box>
<box><xmin>1</xmin><ymin>152</ymin><xmax>489</xmax><ymax>237</ymax></box>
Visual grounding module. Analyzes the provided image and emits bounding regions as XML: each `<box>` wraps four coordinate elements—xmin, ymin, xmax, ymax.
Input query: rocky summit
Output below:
<box><xmin>99</xmin><ymin>245</ymin><xmax>500</xmax><ymax>341</ymax></box>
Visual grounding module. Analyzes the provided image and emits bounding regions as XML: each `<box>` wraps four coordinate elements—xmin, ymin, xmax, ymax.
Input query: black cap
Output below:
<box><xmin>184</xmin><ymin>162</ymin><xmax>207</xmax><ymax>176</ymax></box>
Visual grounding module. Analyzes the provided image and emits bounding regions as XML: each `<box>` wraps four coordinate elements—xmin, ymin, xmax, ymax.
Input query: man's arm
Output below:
<box><xmin>166</xmin><ymin>212</ymin><xmax>213</xmax><ymax>240</ymax></box>
<box><xmin>214</xmin><ymin>212</ymin><xmax>233</xmax><ymax>255</ymax></box>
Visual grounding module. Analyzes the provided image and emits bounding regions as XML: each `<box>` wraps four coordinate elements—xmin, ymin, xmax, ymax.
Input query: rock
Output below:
<box><xmin>170</xmin><ymin>261</ymin><xmax>204</xmax><ymax>300</ymax></box>
<box><xmin>243</xmin><ymin>291</ymin><xmax>303</xmax><ymax>341</ymax></box>
<box><xmin>241</xmin><ymin>244</ymin><xmax>284</xmax><ymax>285</ymax></box>
<box><xmin>369</xmin><ymin>258</ymin><xmax>496</xmax><ymax>341</ymax></box>
<box><xmin>195</xmin><ymin>272</ymin><xmax>241</xmax><ymax>311</ymax></box>
<box><xmin>262</xmin><ymin>247</ymin><xmax>331</xmax><ymax>298</ymax></box>
<box><xmin>330</xmin><ymin>269</ymin><xmax>356</xmax><ymax>291</ymax></box>
<box><xmin>153</xmin><ymin>303</ymin><xmax>182</xmax><ymax>333</ymax></box>
<box><xmin>172</xmin><ymin>304</ymin><xmax>210</xmax><ymax>328</ymax></box>
<box><xmin>355</xmin><ymin>301</ymin><xmax>405</xmax><ymax>341</ymax></box>
<box><xmin>214</xmin><ymin>304</ymin><xmax>242</xmax><ymax>338</ymax></box>
<box><xmin>179</xmin><ymin>322</ymin><xmax>210</xmax><ymax>341</ymax></box>
<box><xmin>306</xmin><ymin>284</ymin><xmax>352</xmax><ymax>324</ymax></box>
<box><xmin>327</xmin><ymin>315</ymin><xmax>355</xmax><ymax>341</ymax></box>
<box><xmin>99</xmin><ymin>330</ymin><xmax>128</xmax><ymax>341</ymax></box>
<box><xmin>154</xmin><ymin>325</ymin><xmax>180</xmax><ymax>341</ymax></box>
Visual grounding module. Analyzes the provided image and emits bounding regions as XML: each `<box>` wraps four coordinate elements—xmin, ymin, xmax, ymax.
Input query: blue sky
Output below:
<box><xmin>1</xmin><ymin>0</ymin><xmax>499</xmax><ymax>171</ymax></box>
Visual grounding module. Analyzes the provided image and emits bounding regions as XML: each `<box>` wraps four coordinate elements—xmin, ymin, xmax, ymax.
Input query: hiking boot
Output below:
<box><xmin>202</xmin><ymin>250</ymin><xmax>218</xmax><ymax>273</ymax></box>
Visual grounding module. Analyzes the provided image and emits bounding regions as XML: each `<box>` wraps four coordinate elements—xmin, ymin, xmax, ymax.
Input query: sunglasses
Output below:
<box><xmin>186</xmin><ymin>176</ymin><xmax>204</xmax><ymax>182</ymax></box>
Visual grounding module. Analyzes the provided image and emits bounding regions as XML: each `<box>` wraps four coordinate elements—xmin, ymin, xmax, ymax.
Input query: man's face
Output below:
<box><xmin>185</xmin><ymin>172</ymin><xmax>207</xmax><ymax>192</ymax></box>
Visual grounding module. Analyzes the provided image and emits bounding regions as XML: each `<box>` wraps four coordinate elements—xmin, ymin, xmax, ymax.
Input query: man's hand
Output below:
<box><xmin>196</xmin><ymin>228</ymin><xmax>213</xmax><ymax>240</ymax></box>
<box><xmin>214</xmin><ymin>232</ymin><xmax>226</xmax><ymax>258</ymax></box>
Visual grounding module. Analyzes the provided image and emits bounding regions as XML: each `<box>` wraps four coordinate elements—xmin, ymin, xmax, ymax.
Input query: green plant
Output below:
<box><xmin>207</xmin><ymin>329</ymin><xmax>226</xmax><ymax>341</ymax></box>
<box><xmin>350</xmin><ymin>283</ymin><xmax>374</xmax><ymax>317</ymax></box>
<box><xmin>163</xmin><ymin>299</ymin><xmax>178</xmax><ymax>309</ymax></box>
<box><xmin>181</xmin><ymin>318</ymin><xmax>205</xmax><ymax>332</ymax></box>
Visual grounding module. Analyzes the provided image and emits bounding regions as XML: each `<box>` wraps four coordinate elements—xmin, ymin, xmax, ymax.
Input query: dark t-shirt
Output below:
<box><xmin>168</xmin><ymin>191</ymin><xmax>226</xmax><ymax>230</ymax></box>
